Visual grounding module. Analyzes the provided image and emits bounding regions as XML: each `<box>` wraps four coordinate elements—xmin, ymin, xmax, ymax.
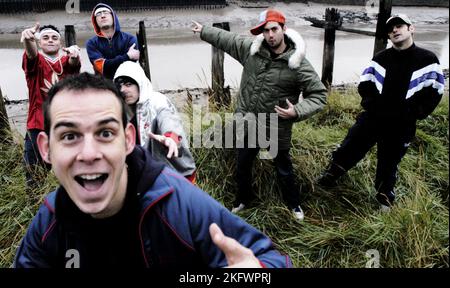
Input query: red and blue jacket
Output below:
<box><xmin>14</xmin><ymin>146</ymin><xmax>292</xmax><ymax>268</ymax></box>
<box><xmin>86</xmin><ymin>3</ymin><xmax>139</xmax><ymax>79</ymax></box>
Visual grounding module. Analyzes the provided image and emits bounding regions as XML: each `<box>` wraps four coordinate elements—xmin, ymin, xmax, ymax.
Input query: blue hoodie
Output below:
<box><xmin>86</xmin><ymin>3</ymin><xmax>139</xmax><ymax>79</ymax></box>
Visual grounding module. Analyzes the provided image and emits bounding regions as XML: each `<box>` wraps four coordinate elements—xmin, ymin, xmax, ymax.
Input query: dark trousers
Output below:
<box><xmin>23</xmin><ymin>129</ymin><xmax>50</xmax><ymax>190</ymax></box>
<box><xmin>331</xmin><ymin>112</ymin><xmax>414</xmax><ymax>194</ymax></box>
<box><xmin>235</xmin><ymin>148</ymin><xmax>300</xmax><ymax>209</ymax></box>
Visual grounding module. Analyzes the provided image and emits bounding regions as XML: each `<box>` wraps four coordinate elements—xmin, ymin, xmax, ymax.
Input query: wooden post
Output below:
<box><xmin>373</xmin><ymin>0</ymin><xmax>392</xmax><ymax>56</ymax></box>
<box><xmin>64</xmin><ymin>25</ymin><xmax>77</xmax><ymax>47</ymax></box>
<box><xmin>0</xmin><ymin>87</ymin><xmax>11</xmax><ymax>139</ymax></box>
<box><xmin>321</xmin><ymin>8</ymin><xmax>341</xmax><ymax>89</ymax></box>
<box><xmin>136</xmin><ymin>21</ymin><xmax>151</xmax><ymax>81</ymax></box>
<box><xmin>211</xmin><ymin>22</ymin><xmax>231</xmax><ymax>107</ymax></box>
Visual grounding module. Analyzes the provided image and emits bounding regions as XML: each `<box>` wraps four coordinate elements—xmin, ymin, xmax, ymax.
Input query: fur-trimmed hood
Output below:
<box><xmin>250</xmin><ymin>28</ymin><xmax>306</xmax><ymax>69</ymax></box>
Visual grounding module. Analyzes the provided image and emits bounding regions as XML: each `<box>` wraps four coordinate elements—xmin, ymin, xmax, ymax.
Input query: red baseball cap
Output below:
<box><xmin>250</xmin><ymin>9</ymin><xmax>286</xmax><ymax>35</ymax></box>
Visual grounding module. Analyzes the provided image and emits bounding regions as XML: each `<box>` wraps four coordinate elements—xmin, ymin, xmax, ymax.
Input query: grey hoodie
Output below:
<box><xmin>114</xmin><ymin>61</ymin><xmax>196</xmax><ymax>177</ymax></box>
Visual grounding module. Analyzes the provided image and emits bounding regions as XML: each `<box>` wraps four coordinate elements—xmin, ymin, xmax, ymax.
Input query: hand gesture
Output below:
<box><xmin>274</xmin><ymin>99</ymin><xmax>298</xmax><ymax>119</ymax></box>
<box><xmin>191</xmin><ymin>20</ymin><xmax>203</xmax><ymax>34</ymax></box>
<box><xmin>62</xmin><ymin>45</ymin><xmax>81</xmax><ymax>59</ymax></box>
<box><xmin>209</xmin><ymin>223</ymin><xmax>263</xmax><ymax>268</ymax></box>
<box><xmin>148</xmin><ymin>131</ymin><xmax>179</xmax><ymax>159</ymax></box>
<box><xmin>127</xmin><ymin>43</ymin><xmax>140</xmax><ymax>61</ymax></box>
<box><xmin>21</xmin><ymin>22</ymin><xmax>40</xmax><ymax>43</ymax></box>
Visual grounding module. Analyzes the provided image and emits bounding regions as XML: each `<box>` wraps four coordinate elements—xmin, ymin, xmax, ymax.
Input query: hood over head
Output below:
<box><xmin>91</xmin><ymin>3</ymin><xmax>121</xmax><ymax>37</ymax></box>
<box><xmin>114</xmin><ymin>61</ymin><xmax>153</xmax><ymax>105</ymax></box>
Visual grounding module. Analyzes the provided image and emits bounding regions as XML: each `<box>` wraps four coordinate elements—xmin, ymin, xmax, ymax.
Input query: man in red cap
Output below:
<box><xmin>192</xmin><ymin>9</ymin><xmax>327</xmax><ymax>221</ymax></box>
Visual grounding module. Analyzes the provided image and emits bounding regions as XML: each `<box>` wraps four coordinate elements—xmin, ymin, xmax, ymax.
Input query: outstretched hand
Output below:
<box><xmin>274</xmin><ymin>99</ymin><xmax>298</xmax><ymax>119</ymax></box>
<box><xmin>148</xmin><ymin>131</ymin><xmax>179</xmax><ymax>159</ymax></box>
<box><xmin>62</xmin><ymin>45</ymin><xmax>81</xmax><ymax>59</ymax></box>
<box><xmin>21</xmin><ymin>22</ymin><xmax>40</xmax><ymax>43</ymax></box>
<box><xmin>209</xmin><ymin>223</ymin><xmax>263</xmax><ymax>268</ymax></box>
<box><xmin>191</xmin><ymin>20</ymin><xmax>203</xmax><ymax>34</ymax></box>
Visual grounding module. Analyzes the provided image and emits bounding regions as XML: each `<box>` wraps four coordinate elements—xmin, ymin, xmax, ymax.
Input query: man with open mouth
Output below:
<box><xmin>14</xmin><ymin>72</ymin><xmax>292</xmax><ymax>268</ymax></box>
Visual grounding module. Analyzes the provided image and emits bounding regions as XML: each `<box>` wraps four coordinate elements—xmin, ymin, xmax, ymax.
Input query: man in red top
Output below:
<box><xmin>21</xmin><ymin>23</ymin><xmax>81</xmax><ymax>190</ymax></box>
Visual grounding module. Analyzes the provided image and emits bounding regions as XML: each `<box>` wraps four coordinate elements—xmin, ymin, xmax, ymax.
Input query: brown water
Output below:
<box><xmin>0</xmin><ymin>23</ymin><xmax>448</xmax><ymax>101</ymax></box>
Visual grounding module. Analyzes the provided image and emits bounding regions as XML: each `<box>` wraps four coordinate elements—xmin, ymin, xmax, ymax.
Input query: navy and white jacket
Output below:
<box><xmin>358</xmin><ymin>43</ymin><xmax>444</xmax><ymax>126</ymax></box>
<box><xmin>14</xmin><ymin>146</ymin><xmax>292</xmax><ymax>268</ymax></box>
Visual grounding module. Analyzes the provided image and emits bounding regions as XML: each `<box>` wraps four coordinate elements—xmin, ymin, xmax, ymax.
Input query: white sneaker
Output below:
<box><xmin>380</xmin><ymin>204</ymin><xmax>391</xmax><ymax>213</ymax></box>
<box><xmin>292</xmin><ymin>205</ymin><xmax>305</xmax><ymax>221</ymax></box>
<box><xmin>231</xmin><ymin>203</ymin><xmax>245</xmax><ymax>213</ymax></box>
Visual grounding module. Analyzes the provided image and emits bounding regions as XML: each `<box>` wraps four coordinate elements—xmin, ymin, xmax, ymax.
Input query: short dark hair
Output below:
<box><xmin>114</xmin><ymin>76</ymin><xmax>139</xmax><ymax>91</ymax></box>
<box><xmin>43</xmin><ymin>72</ymin><xmax>129</xmax><ymax>137</ymax></box>
<box><xmin>39</xmin><ymin>24</ymin><xmax>60</xmax><ymax>34</ymax></box>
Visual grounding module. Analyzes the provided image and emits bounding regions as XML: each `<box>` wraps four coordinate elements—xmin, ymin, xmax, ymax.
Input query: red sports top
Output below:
<box><xmin>22</xmin><ymin>52</ymin><xmax>81</xmax><ymax>130</ymax></box>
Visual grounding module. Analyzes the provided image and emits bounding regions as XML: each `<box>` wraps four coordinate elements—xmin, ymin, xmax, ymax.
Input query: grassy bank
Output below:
<box><xmin>1</xmin><ymin>87</ymin><xmax>448</xmax><ymax>268</ymax></box>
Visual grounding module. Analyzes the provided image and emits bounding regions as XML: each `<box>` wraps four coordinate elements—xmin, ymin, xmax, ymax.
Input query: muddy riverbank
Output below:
<box><xmin>1</xmin><ymin>2</ymin><xmax>448</xmax><ymax>137</ymax></box>
<box><xmin>0</xmin><ymin>2</ymin><xmax>448</xmax><ymax>35</ymax></box>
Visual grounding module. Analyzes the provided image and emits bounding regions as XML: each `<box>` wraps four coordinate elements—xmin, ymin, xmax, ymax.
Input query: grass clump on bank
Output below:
<box><xmin>0</xmin><ymin>88</ymin><xmax>448</xmax><ymax>268</ymax></box>
<box><xmin>192</xmin><ymin>87</ymin><xmax>449</xmax><ymax>268</ymax></box>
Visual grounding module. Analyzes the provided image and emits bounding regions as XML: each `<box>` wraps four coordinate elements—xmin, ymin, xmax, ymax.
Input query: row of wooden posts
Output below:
<box><xmin>0</xmin><ymin>1</ymin><xmax>393</xmax><ymax>139</ymax></box>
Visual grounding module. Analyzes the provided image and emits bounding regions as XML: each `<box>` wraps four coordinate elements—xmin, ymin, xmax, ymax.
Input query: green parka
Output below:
<box><xmin>201</xmin><ymin>26</ymin><xmax>327</xmax><ymax>150</ymax></box>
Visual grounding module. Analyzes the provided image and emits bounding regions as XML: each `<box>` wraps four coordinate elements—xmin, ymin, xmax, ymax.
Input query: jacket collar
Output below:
<box><xmin>250</xmin><ymin>28</ymin><xmax>306</xmax><ymax>69</ymax></box>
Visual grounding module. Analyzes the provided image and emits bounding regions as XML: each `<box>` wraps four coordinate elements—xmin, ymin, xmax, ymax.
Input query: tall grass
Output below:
<box><xmin>0</xmin><ymin>88</ymin><xmax>448</xmax><ymax>268</ymax></box>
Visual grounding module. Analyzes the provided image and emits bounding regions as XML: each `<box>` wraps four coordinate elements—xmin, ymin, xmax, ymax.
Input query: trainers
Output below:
<box><xmin>231</xmin><ymin>203</ymin><xmax>245</xmax><ymax>213</ymax></box>
<box><xmin>316</xmin><ymin>173</ymin><xmax>338</xmax><ymax>188</ymax></box>
<box><xmin>376</xmin><ymin>191</ymin><xmax>395</xmax><ymax>207</ymax></box>
<box><xmin>317</xmin><ymin>162</ymin><xmax>346</xmax><ymax>188</ymax></box>
<box><xmin>292</xmin><ymin>205</ymin><xmax>305</xmax><ymax>221</ymax></box>
<box><xmin>380</xmin><ymin>204</ymin><xmax>391</xmax><ymax>213</ymax></box>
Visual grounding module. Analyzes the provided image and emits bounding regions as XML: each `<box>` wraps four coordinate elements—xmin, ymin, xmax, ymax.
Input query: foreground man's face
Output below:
<box><xmin>39</xmin><ymin>88</ymin><xmax>135</xmax><ymax>218</ymax></box>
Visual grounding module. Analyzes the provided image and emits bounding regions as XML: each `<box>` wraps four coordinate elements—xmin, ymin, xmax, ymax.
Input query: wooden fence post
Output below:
<box><xmin>373</xmin><ymin>0</ymin><xmax>392</xmax><ymax>56</ymax></box>
<box><xmin>321</xmin><ymin>8</ymin><xmax>341</xmax><ymax>90</ymax></box>
<box><xmin>64</xmin><ymin>25</ymin><xmax>77</xmax><ymax>47</ymax></box>
<box><xmin>0</xmin><ymin>87</ymin><xmax>11</xmax><ymax>140</ymax></box>
<box><xmin>211</xmin><ymin>22</ymin><xmax>231</xmax><ymax>107</ymax></box>
<box><xmin>137</xmin><ymin>21</ymin><xmax>151</xmax><ymax>81</ymax></box>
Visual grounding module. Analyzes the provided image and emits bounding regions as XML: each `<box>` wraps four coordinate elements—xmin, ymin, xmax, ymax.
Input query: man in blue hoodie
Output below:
<box><xmin>14</xmin><ymin>72</ymin><xmax>292</xmax><ymax>268</ymax></box>
<box><xmin>86</xmin><ymin>3</ymin><xmax>140</xmax><ymax>79</ymax></box>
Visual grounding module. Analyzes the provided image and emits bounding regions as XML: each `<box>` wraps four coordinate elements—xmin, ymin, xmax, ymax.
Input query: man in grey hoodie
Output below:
<box><xmin>114</xmin><ymin>61</ymin><xmax>197</xmax><ymax>183</ymax></box>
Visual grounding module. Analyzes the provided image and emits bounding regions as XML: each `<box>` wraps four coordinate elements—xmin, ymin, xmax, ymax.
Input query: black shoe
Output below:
<box><xmin>376</xmin><ymin>191</ymin><xmax>395</xmax><ymax>207</ymax></box>
<box><xmin>317</xmin><ymin>162</ymin><xmax>345</xmax><ymax>188</ymax></box>
<box><xmin>317</xmin><ymin>172</ymin><xmax>339</xmax><ymax>188</ymax></box>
